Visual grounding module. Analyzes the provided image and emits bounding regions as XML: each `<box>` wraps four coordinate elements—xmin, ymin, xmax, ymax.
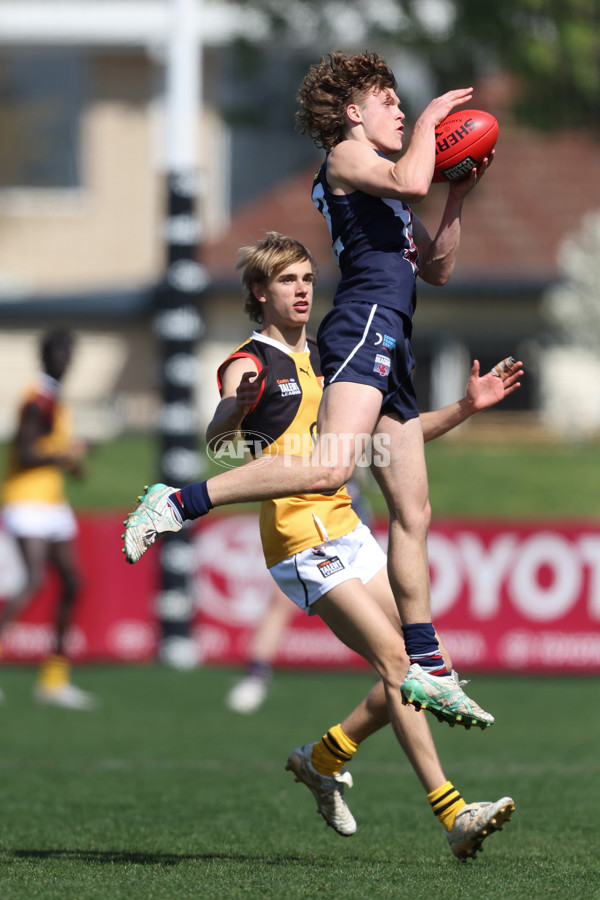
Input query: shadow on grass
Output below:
<box><xmin>9</xmin><ymin>848</ymin><xmax>314</xmax><ymax>866</ymax></box>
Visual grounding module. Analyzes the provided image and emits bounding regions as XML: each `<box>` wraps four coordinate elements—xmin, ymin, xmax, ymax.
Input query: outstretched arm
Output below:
<box><xmin>420</xmin><ymin>356</ymin><xmax>523</xmax><ymax>443</ymax></box>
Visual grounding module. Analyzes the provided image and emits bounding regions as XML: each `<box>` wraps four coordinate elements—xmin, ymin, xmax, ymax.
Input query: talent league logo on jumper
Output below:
<box><xmin>373</xmin><ymin>353</ymin><xmax>391</xmax><ymax>376</ymax></box>
<box><xmin>277</xmin><ymin>377</ymin><xmax>301</xmax><ymax>397</ymax></box>
<box><xmin>317</xmin><ymin>556</ymin><xmax>345</xmax><ymax>578</ymax></box>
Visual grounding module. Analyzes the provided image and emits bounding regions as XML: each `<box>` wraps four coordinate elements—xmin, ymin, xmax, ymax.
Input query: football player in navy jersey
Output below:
<box><xmin>206</xmin><ymin>232</ymin><xmax>516</xmax><ymax>858</ymax></box>
<box><xmin>123</xmin><ymin>51</ymin><xmax>495</xmax><ymax>730</ymax></box>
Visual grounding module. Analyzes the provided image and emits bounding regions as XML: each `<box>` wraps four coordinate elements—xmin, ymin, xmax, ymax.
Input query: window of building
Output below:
<box><xmin>0</xmin><ymin>50</ymin><xmax>88</xmax><ymax>191</ymax></box>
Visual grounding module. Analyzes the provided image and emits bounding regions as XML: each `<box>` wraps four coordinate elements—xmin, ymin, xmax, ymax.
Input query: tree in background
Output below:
<box><xmin>544</xmin><ymin>210</ymin><xmax>600</xmax><ymax>351</ymax></box>
<box><xmin>540</xmin><ymin>210</ymin><xmax>600</xmax><ymax>436</ymax></box>
<box><xmin>236</xmin><ymin>0</ymin><xmax>599</xmax><ymax>129</ymax></box>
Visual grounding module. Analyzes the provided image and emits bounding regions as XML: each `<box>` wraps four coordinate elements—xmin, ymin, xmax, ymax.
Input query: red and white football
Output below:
<box><xmin>432</xmin><ymin>109</ymin><xmax>498</xmax><ymax>183</ymax></box>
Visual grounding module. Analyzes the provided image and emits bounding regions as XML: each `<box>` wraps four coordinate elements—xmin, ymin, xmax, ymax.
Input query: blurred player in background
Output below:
<box><xmin>208</xmin><ymin>233</ymin><xmax>518</xmax><ymax>859</ymax></box>
<box><xmin>0</xmin><ymin>329</ymin><xmax>97</xmax><ymax>710</ymax></box>
<box><xmin>123</xmin><ymin>51</ymin><xmax>494</xmax><ymax>731</ymax></box>
<box><xmin>225</xmin><ymin>582</ymin><xmax>292</xmax><ymax>714</ymax></box>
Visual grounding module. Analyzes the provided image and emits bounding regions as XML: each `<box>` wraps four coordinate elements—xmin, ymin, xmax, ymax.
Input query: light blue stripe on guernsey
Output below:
<box><xmin>329</xmin><ymin>304</ymin><xmax>378</xmax><ymax>384</ymax></box>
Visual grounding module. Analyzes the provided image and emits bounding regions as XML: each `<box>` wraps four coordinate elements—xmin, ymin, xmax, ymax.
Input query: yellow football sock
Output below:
<box><xmin>38</xmin><ymin>654</ymin><xmax>70</xmax><ymax>690</ymax></box>
<box><xmin>428</xmin><ymin>781</ymin><xmax>466</xmax><ymax>832</ymax></box>
<box><xmin>310</xmin><ymin>724</ymin><xmax>359</xmax><ymax>776</ymax></box>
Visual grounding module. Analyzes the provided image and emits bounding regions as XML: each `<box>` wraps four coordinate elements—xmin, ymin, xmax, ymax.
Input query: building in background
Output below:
<box><xmin>0</xmin><ymin>1</ymin><xmax>599</xmax><ymax>444</ymax></box>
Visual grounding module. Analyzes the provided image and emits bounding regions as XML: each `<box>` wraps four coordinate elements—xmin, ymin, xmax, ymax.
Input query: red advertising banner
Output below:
<box><xmin>1</xmin><ymin>513</ymin><xmax>599</xmax><ymax>672</ymax></box>
<box><xmin>0</xmin><ymin>515</ymin><xmax>159</xmax><ymax>664</ymax></box>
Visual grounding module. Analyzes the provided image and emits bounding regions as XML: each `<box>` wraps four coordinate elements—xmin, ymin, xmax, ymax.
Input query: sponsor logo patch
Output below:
<box><xmin>373</xmin><ymin>353</ymin><xmax>391</xmax><ymax>376</ymax></box>
<box><xmin>382</xmin><ymin>334</ymin><xmax>396</xmax><ymax>350</ymax></box>
<box><xmin>277</xmin><ymin>378</ymin><xmax>301</xmax><ymax>396</ymax></box>
<box><xmin>317</xmin><ymin>556</ymin><xmax>344</xmax><ymax>577</ymax></box>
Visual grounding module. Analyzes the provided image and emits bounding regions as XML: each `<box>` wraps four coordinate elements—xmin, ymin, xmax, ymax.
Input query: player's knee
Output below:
<box><xmin>390</xmin><ymin>501</ymin><xmax>431</xmax><ymax>540</ymax></box>
<box><xmin>379</xmin><ymin>656</ymin><xmax>409</xmax><ymax>689</ymax></box>
<box><xmin>62</xmin><ymin>573</ymin><xmax>80</xmax><ymax>602</ymax></box>
<box><xmin>373</xmin><ymin>638</ymin><xmax>410</xmax><ymax>686</ymax></box>
<box><xmin>55</xmin><ymin>567</ymin><xmax>80</xmax><ymax>604</ymax></box>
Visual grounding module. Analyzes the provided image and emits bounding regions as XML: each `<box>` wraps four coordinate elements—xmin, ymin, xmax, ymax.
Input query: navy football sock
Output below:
<box><xmin>402</xmin><ymin>622</ymin><xmax>448</xmax><ymax>676</ymax></box>
<box><xmin>175</xmin><ymin>481</ymin><xmax>214</xmax><ymax>520</ymax></box>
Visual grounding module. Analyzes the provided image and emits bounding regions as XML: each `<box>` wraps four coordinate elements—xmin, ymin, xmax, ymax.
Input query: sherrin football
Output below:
<box><xmin>432</xmin><ymin>109</ymin><xmax>498</xmax><ymax>183</ymax></box>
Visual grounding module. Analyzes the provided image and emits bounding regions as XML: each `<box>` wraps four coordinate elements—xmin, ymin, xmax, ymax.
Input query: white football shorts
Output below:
<box><xmin>2</xmin><ymin>502</ymin><xmax>78</xmax><ymax>542</ymax></box>
<box><xmin>269</xmin><ymin>522</ymin><xmax>386</xmax><ymax>616</ymax></box>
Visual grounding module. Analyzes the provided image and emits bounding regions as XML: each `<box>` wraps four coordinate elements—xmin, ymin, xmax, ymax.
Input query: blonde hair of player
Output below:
<box><xmin>236</xmin><ymin>231</ymin><xmax>318</xmax><ymax>325</ymax></box>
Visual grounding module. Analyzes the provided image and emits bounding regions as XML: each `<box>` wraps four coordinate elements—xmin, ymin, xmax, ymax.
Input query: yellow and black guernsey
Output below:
<box><xmin>2</xmin><ymin>374</ymin><xmax>72</xmax><ymax>506</ymax></box>
<box><xmin>217</xmin><ymin>332</ymin><xmax>359</xmax><ymax>568</ymax></box>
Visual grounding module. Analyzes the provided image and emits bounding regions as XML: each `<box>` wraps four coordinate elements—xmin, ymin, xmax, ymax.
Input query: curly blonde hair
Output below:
<box><xmin>296</xmin><ymin>51</ymin><xmax>397</xmax><ymax>151</ymax></box>
<box><xmin>236</xmin><ymin>232</ymin><xmax>318</xmax><ymax>325</ymax></box>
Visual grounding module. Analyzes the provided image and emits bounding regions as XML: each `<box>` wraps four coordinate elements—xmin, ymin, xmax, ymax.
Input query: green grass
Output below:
<box><xmin>424</xmin><ymin>440</ymin><xmax>600</xmax><ymax>519</ymax></box>
<box><xmin>3</xmin><ymin>435</ymin><xmax>599</xmax><ymax>519</ymax></box>
<box><xmin>0</xmin><ymin>666</ymin><xmax>598</xmax><ymax>899</ymax></box>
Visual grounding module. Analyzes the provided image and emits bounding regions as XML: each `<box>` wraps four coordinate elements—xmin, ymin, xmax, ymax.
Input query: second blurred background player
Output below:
<box><xmin>0</xmin><ymin>329</ymin><xmax>97</xmax><ymax>710</ymax></box>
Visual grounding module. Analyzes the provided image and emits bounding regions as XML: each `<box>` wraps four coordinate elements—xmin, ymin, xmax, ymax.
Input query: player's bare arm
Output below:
<box><xmin>420</xmin><ymin>357</ymin><xmax>523</xmax><ymax>443</ymax></box>
<box><xmin>206</xmin><ymin>359</ymin><xmax>267</xmax><ymax>450</ymax></box>
<box><xmin>328</xmin><ymin>88</ymin><xmax>474</xmax><ymax>202</ymax></box>
<box><xmin>18</xmin><ymin>403</ymin><xmax>85</xmax><ymax>472</ymax></box>
<box><xmin>414</xmin><ymin>148</ymin><xmax>495</xmax><ymax>285</ymax></box>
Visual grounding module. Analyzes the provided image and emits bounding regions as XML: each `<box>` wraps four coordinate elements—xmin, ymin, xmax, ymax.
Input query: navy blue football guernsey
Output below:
<box><xmin>312</xmin><ymin>151</ymin><xmax>419</xmax><ymax>319</ymax></box>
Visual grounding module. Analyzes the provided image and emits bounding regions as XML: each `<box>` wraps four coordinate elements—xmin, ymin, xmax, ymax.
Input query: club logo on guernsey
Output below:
<box><xmin>277</xmin><ymin>378</ymin><xmax>301</xmax><ymax>396</ymax></box>
<box><xmin>374</xmin><ymin>353</ymin><xmax>391</xmax><ymax>376</ymax></box>
<box><xmin>317</xmin><ymin>556</ymin><xmax>344</xmax><ymax>578</ymax></box>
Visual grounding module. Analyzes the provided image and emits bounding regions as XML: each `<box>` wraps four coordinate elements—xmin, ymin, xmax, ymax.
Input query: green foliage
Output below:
<box><xmin>431</xmin><ymin>0</ymin><xmax>600</xmax><ymax>130</ymax></box>
<box><xmin>0</xmin><ymin>666</ymin><xmax>598</xmax><ymax>898</ymax></box>
<box><xmin>238</xmin><ymin>0</ymin><xmax>600</xmax><ymax>130</ymax></box>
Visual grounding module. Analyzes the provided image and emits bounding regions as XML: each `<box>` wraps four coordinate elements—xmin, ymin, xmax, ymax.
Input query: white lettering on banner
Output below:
<box><xmin>107</xmin><ymin>621</ymin><xmax>156</xmax><ymax>660</ymax></box>
<box><xmin>578</xmin><ymin>535</ymin><xmax>600</xmax><ymax>619</ymax></box>
<box><xmin>500</xmin><ymin>630</ymin><xmax>600</xmax><ymax>668</ymax></box>
<box><xmin>193</xmin><ymin>623</ymin><xmax>233</xmax><ymax>659</ymax></box>
<box><xmin>190</xmin><ymin>517</ymin><xmax>600</xmax><ymax>673</ymax></box>
<box><xmin>281</xmin><ymin>629</ymin><xmax>359</xmax><ymax>664</ymax></box>
<box><xmin>456</xmin><ymin>533</ymin><xmax>518</xmax><ymax>619</ymax></box>
<box><xmin>438</xmin><ymin>630</ymin><xmax>487</xmax><ymax>664</ymax></box>
<box><xmin>2</xmin><ymin>623</ymin><xmax>86</xmax><ymax>658</ymax></box>
<box><xmin>509</xmin><ymin>532</ymin><xmax>582</xmax><ymax>621</ymax></box>
<box><xmin>428</xmin><ymin>529</ymin><xmax>600</xmax><ymax>622</ymax></box>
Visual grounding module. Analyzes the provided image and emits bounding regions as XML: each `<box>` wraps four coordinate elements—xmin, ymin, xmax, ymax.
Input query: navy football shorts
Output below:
<box><xmin>317</xmin><ymin>301</ymin><xmax>419</xmax><ymax>420</ymax></box>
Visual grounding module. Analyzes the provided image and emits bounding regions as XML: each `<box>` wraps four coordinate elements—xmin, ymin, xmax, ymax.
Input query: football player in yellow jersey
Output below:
<box><xmin>0</xmin><ymin>329</ymin><xmax>97</xmax><ymax>710</ymax></box>
<box><xmin>206</xmin><ymin>232</ymin><xmax>520</xmax><ymax>860</ymax></box>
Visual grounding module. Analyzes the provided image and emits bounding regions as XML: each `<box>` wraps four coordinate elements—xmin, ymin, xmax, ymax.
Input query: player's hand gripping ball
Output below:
<box><xmin>432</xmin><ymin>109</ymin><xmax>498</xmax><ymax>183</ymax></box>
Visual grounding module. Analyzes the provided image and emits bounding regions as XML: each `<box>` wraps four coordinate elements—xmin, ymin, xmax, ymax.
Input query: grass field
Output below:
<box><xmin>2</xmin><ymin>434</ymin><xmax>597</xmax><ymax>519</ymax></box>
<box><xmin>1</xmin><ymin>437</ymin><xmax>599</xmax><ymax>897</ymax></box>
<box><xmin>0</xmin><ymin>666</ymin><xmax>598</xmax><ymax>899</ymax></box>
